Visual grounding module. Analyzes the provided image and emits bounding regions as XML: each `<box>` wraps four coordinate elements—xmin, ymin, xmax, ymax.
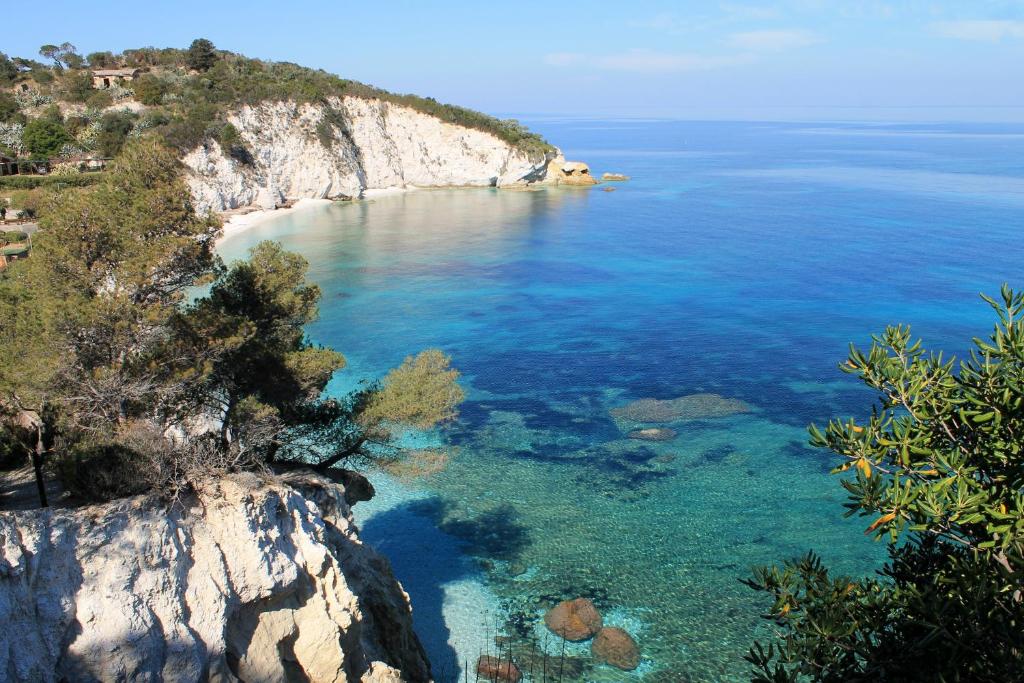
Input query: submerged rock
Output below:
<box><xmin>544</xmin><ymin>598</ymin><xmax>604</xmax><ymax>641</ymax></box>
<box><xmin>508</xmin><ymin>561</ymin><xmax>529</xmax><ymax>577</ymax></box>
<box><xmin>592</xmin><ymin>627</ymin><xmax>640</xmax><ymax>670</ymax></box>
<box><xmin>628</xmin><ymin>427</ymin><xmax>678</xmax><ymax>442</ymax></box>
<box><xmin>477</xmin><ymin>654</ymin><xmax>523</xmax><ymax>682</ymax></box>
<box><xmin>610</xmin><ymin>393</ymin><xmax>751</xmax><ymax>423</ymax></box>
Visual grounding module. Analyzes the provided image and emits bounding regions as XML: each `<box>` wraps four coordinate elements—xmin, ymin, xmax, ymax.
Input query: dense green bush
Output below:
<box><xmin>0</xmin><ymin>92</ymin><xmax>19</xmax><ymax>123</ymax></box>
<box><xmin>55</xmin><ymin>439</ymin><xmax>157</xmax><ymax>502</ymax></box>
<box><xmin>0</xmin><ymin>428</ymin><xmax>23</xmax><ymax>470</ymax></box>
<box><xmin>85</xmin><ymin>89</ymin><xmax>113</xmax><ymax>109</ymax></box>
<box><xmin>746</xmin><ymin>287</ymin><xmax>1024</xmax><ymax>681</ymax></box>
<box><xmin>216</xmin><ymin>121</ymin><xmax>252</xmax><ymax>164</ymax></box>
<box><xmin>95</xmin><ymin>110</ymin><xmax>137</xmax><ymax>157</ymax></box>
<box><xmin>21</xmin><ymin>118</ymin><xmax>70</xmax><ymax>158</ymax></box>
<box><xmin>132</xmin><ymin>74</ymin><xmax>167</xmax><ymax>106</ymax></box>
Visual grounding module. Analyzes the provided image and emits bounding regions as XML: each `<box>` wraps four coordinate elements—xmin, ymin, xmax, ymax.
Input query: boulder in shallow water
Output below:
<box><xmin>477</xmin><ymin>655</ymin><xmax>522</xmax><ymax>682</ymax></box>
<box><xmin>592</xmin><ymin>627</ymin><xmax>640</xmax><ymax>670</ymax></box>
<box><xmin>610</xmin><ymin>393</ymin><xmax>751</xmax><ymax>423</ymax></box>
<box><xmin>545</xmin><ymin>598</ymin><xmax>604</xmax><ymax>641</ymax></box>
<box><xmin>601</xmin><ymin>172</ymin><xmax>630</xmax><ymax>181</ymax></box>
<box><xmin>628</xmin><ymin>427</ymin><xmax>678</xmax><ymax>442</ymax></box>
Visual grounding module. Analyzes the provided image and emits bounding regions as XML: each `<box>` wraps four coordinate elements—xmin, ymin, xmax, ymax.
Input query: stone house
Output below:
<box><xmin>91</xmin><ymin>68</ymin><xmax>139</xmax><ymax>89</ymax></box>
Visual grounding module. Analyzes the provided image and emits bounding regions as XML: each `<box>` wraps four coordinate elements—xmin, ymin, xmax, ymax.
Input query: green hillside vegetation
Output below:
<box><xmin>0</xmin><ymin>39</ymin><xmax>553</xmax><ymax>168</ymax></box>
<box><xmin>0</xmin><ymin>138</ymin><xmax>464</xmax><ymax>504</ymax></box>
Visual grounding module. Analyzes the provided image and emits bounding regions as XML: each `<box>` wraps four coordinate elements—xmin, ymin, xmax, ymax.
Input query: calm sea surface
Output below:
<box><xmin>219</xmin><ymin>120</ymin><xmax>1024</xmax><ymax>681</ymax></box>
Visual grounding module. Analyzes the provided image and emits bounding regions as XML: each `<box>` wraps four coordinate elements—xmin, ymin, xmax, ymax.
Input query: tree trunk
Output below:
<box><xmin>31</xmin><ymin>425</ymin><xmax>48</xmax><ymax>508</ymax></box>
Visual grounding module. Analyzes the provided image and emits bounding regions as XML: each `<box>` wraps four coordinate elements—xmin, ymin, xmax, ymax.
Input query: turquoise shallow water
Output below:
<box><xmin>219</xmin><ymin>120</ymin><xmax>1024</xmax><ymax>681</ymax></box>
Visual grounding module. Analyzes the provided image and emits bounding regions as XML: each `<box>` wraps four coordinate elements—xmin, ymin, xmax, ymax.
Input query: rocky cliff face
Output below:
<box><xmin>0</xmin><ymin>472</ymin><xmax>431</xmax><ymax>683</ymax></box>
<box><xmin>184</xmin><ymin>96</ymin><xmax>556</xmax><ymax>213</ymax></box>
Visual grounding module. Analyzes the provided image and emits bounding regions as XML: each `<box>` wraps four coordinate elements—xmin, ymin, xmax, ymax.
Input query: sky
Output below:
<box><xmin>4</xmin><ymin>1</ymin><xmax>1023</xmax><ymax>122</ymax></box>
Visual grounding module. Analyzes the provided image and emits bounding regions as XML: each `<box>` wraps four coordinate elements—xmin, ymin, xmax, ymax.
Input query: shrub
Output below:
<box><xmin>132</xmin><ymin>74</ymin><xmax>166</xmax><ymax>105</ymax></box>
<box><xmin>5</xmin><ymin>189</ymin><xmax>30</xmax><ymax>208</ymax></box>
<box><xmin>0</xmin><ymin>122</ymin><xmax>25</xmax><ymax>155</ymax></box>
<box><xmin>51</xmin><ymin>161</ymin><xmax>80</xmax><ymax>177</ymax></box>
<box><xmin>63</xmin><ymin>114</ymin><xmax>89</xmax><ymax>138</ymax></box>
<box><xmin>108</xmin><ymin>85</ymin><xmax>134</xmax><ymax>102</ymax></box>
<box><xmin>14</xmin><ymin>89</ymin><xmax>53</xmax><ymax>109</ymax></box>
<box><xmin>745</xmin><ymin>286</ymin><xmax>1024</xmax><ymax>681</ymax></box>
<box><xmin>0</xmin><ymin>92</ymin><xmax>19</xmax><ymax>123</ymax></box>
<box><xmin>95</xmin><ymin>110</ymin><xmax>137</xmax><ymax>157</ymax></box>
<box><xmin>2</xmin><ymin>231</ymin><xmax>29</xmax><ymax>243</ymax></box>
<box><xmin>0</xmin><ymin>173</ymin><xmax>103</xmax><ymax>189</ymax></box>
<box><xmin>85</xmin><ymin>89</ymin><xmax>113</xmax><ymax>109</ymax></box>
<box><xmin>137</xmin><ymin>110</ymin><xmax>171</xmax><ymax>131</ymax></box>
<box><xmin>56</xmin><ymin>424</ymin><xmax>267</xmax><ymax>503</ymax></box>
<box><xmin>216</xmin><ymin>121</ymin><xmax>252</xmax><ymax>164</ymax></box>
<box><xmin>22</xmin><ymin>118</ymin><xmax>71</xmax><ymax>158</ymax></box>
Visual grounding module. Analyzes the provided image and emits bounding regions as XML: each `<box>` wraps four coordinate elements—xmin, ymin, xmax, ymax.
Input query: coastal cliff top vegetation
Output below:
<box><xmin>0</xmin><ymin>137</ymin><xmax>464</xmax><ymax>506</ymax></box>
<box><xmin>0</xmin><ymin>39</ymin><xmax>553</xmax><ymax>167</ymax></box>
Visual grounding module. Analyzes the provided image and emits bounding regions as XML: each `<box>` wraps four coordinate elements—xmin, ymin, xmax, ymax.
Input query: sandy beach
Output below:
<box><xmin>216</xmin><ymin>198</ymin><xmax>335</xmax><ymax>242</ymax></box>
<box><xmin>216</xmin><ymin>188</ymin><xmax>421</xmax><ymax>243</ymax></box>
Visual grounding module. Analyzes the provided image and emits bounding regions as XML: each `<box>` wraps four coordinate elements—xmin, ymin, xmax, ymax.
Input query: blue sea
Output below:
<box><xmin>218</xmin><ymin>119</ymin><xmax>1024</xmax><ymax>682</ymax></box>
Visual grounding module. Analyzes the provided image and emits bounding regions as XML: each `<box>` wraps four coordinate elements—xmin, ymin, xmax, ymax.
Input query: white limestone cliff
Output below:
<box><xmin>183</xmin><ymin>96</ymin><xmax>557</xmax><ymax>214</ymax></box>
<box><xmin>0</xmin><ymin>472</ymin><xmax>432</xmax><ymax>683</ymax></box>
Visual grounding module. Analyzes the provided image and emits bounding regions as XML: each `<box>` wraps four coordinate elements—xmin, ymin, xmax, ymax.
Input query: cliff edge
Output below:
<box><xmin>0</xmin><ymin>472</ymin><xmax>431</xmax><ymax>683</ymax></box>
<box><xmin>184</xmin><ymin>96</ymin><xmax>558</xmax><ymax>214</ymax></box>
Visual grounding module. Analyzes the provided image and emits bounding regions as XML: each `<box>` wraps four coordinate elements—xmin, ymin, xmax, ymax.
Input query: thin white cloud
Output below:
<box><xmin>930</xmin><ymin>19</ymin><xmax>1024</xmax><ymax>42</ymax></box>
<box><xmin>726</xmin><ymin>29</ymin><xmax>824</xmax><ymax>51</ymax></box>
<box><xmin>543</xmin><ymin>49</ymin><xmax>753</xmax><ymax>73</ymax></box>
